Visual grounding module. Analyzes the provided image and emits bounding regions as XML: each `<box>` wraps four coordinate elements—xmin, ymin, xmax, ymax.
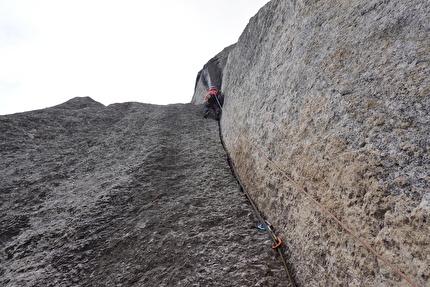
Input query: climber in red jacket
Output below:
<box><xmin>203</xmin><ymin>86</ymin><xmax>224</xmax><ymax>120</ymax></box>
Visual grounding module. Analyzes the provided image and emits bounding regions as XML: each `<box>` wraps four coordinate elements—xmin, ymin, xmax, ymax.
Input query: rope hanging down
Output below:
<box><xmin>214</xmin><ymin>95</ymin><xmax>420</xmax><ymax>287</ymax></box>
<box><xmin>228</xmin><ymin>156</ymin><xmax>297</xmax><ymax>287</ymax></box>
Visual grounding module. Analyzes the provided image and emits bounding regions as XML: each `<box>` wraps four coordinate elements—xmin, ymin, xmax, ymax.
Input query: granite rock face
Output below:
<box><xmin>203</xmin><ymin>0</ymin><xmax>429</xmax><ymax>286</ymax></box>
<box><xmin>0</xmin><ymin>97</ymin><xmax>289</xmax><ymax>286</ymax></box>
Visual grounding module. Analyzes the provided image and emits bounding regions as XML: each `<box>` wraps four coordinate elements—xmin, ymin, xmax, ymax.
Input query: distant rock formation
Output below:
<box><xmin>196</xmin><ymin>0</ymin><xmax>429</xmax><ymax>286</ymax></box>
<box><xmin>0</xmin><ymin>97</ymin><xmax>288</xmax><ymax>286</ymax></box>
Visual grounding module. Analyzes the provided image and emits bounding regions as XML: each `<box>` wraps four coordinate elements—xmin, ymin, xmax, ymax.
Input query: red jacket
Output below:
<box><xmin>205</xmin><ymin>88</ymin><xmax>219</xmax><ymax>102</ymax></box>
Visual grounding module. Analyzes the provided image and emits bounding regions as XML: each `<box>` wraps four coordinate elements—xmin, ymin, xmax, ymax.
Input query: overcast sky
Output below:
<box><xmin>0</xmin><ymin>0</ymin><xmax>270</xmax><ymax>115</ymax></box>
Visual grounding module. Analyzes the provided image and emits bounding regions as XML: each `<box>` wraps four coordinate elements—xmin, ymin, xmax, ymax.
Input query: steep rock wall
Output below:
<box><xmin>213</xmin><ymin>0</ymin><xmax>429</xmax><ymax>286</ymax></box>
<box><xmin>192</xmin><ymin>44</ymin><xmax>235</xmax><ymax>104</ymax></box>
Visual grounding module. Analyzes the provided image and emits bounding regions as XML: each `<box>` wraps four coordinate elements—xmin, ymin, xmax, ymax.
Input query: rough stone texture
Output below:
<box><xmin>0</xmin><ymin>97</ymin><xmax>289</xmax><ymax>286</ymax></box>
<box><xmin>214</xmin><ymin>0</ymin><xmax>429</xmax><ymax>286</ymax></box>
<box><xmin>191</xmin><ymin>44</ymin><xmax>235</xmax><ymax>104</ymax></box>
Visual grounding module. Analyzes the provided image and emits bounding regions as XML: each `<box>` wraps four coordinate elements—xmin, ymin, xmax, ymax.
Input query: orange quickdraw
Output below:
<box><xmin>271</xmin><ymin>236</ymin><xmax>282</xmax><ymax>249</ymax></box>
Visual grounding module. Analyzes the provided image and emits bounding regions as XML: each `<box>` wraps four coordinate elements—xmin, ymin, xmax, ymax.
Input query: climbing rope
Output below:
<box><xmin>236</xmin><ymin>129</ymin><xmax>420</xmax><ymax>287</ymax></box>
<box><xmin>227</xmin><ymin>156</ymin><xmax>297</xmax><ymax>287</ymax></box>
<box><xmin>213</xmin><ymin>94</ymin><xmax>420</xmax><ymax>287</ymax></box>
<box><xmin>214</xmin><ymin>95</ymin><xmax>297</xmax><ymax>286</ymax></box>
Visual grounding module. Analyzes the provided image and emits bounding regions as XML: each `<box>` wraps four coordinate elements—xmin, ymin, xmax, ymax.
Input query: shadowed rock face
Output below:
<box><xmin>0</xmin><ymin>97</ymin><xmax>288</xmax><ymax>286</ymax></box>
<box><xmin>204</xmin><ymin>0</ymin><xmax>429</xmax><ymax>286</ymax></box>
<box><xmin>192</xmin><ymin>44</ymin><xmax>235</xmax><ymax>104</ymax></box>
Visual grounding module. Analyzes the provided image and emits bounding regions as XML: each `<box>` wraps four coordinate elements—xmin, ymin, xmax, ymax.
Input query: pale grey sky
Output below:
<box><xmin>0</xmin><ymin>0</ymin><xmax>270</xmax><ymax>115</ymax></box>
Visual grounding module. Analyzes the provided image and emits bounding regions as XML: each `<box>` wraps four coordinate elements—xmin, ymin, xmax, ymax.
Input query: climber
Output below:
<box><xmin>203</xmin><ymin>86</ymin><xmax>224</xmax><ymax>120</ymax></box>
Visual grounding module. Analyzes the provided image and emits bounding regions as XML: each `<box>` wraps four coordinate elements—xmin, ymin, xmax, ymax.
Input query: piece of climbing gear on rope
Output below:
<box><xmin>257</xmin><ymin>225</ymin><xmax>266</xmax><ymax>231</ymax></box>
<box><xmin>227</xmin><ymin>156</ymin><xmax>297</xmax><ymax>287</ymax></box>
<box><xmin>216</xmin><ymin>94</ymin><xmax>418</xmax><ymax>287</ymax></box>
<box><xmin>272</xmin><ymin>236</ymin><xmax>282</xmax><ymax>249</ymax></box>
<box><xmin>235</xmin><ymin>131</ymin><xmax>421</xmax><ymax>287</ymax></box>
<box><xmin>257</xmin><ymin>220</ymin><xmax>272</xmax><ymax>231</ymax></box>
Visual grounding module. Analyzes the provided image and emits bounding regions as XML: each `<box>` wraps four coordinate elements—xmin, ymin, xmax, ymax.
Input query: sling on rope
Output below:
<box><xmin>237</xmin><ymin>131</ymin><xmax>420</xmax><ymax>287</ymax></box>
<box><xmin>227</xmin><ymin>155</ymin><xmax>297</xmax><ymax>287</ymax></box>
<box><xmin>272</xmin><ymin>236</ymin><xmax>282</xmax><ymax>249</ymax></box>
<box><xmin>257</xmin><ymin>220</ymin><xmax>271</xmax><ymax>231</ymax></box>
